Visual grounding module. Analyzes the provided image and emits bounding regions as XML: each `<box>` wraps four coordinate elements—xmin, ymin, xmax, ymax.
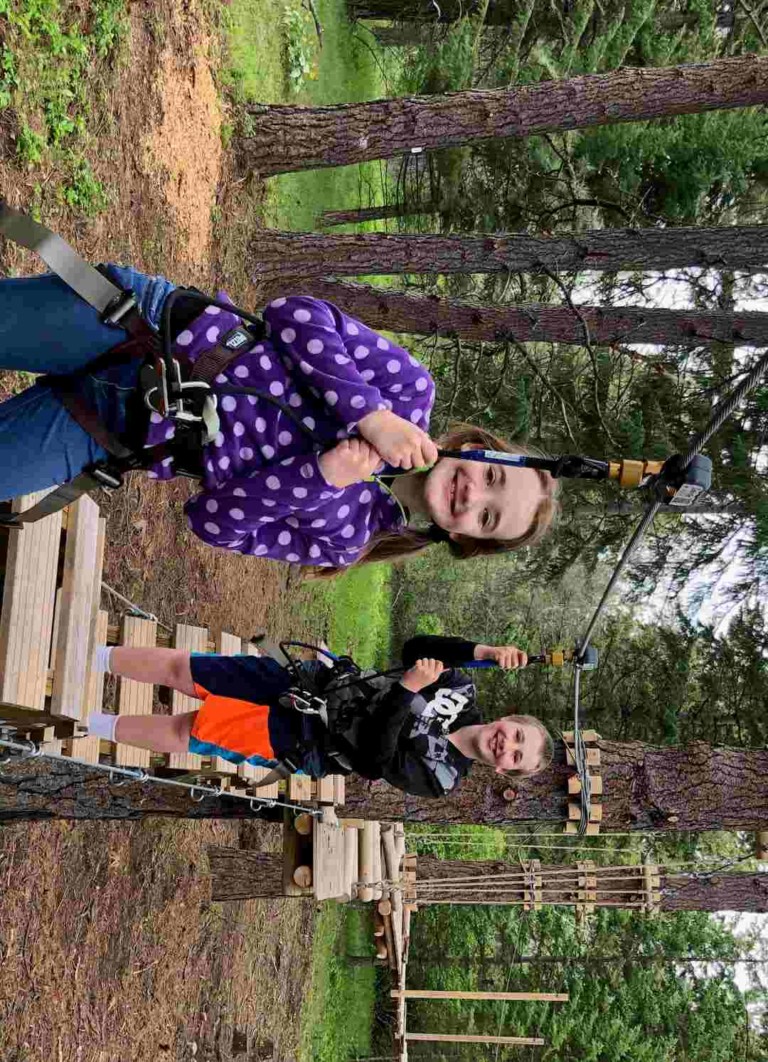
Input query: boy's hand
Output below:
<box><xmin>474</xmin><ymin>644</ymin><xmax>528</xmax><ymax>670</ymax></box>
<box><xmin>401</xmin><ymin>658</ymin><xmax>445</xmax><ymax>693</ymax></box>
<box><xmin>318</xmin><ymin>437</ymin><xmax>383</xmax><ymax>488</ymax></box>
<box><xmin>357</xmin><ymin>409</ymin><xmax>439</xmax><ymax>471</ymax></box>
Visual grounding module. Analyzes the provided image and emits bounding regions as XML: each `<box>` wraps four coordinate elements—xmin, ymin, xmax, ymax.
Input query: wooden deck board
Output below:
<box><xmin>313</xmin><ymin>813</ymin><xmax>346</xmax><ymax>900</ymax></box>
<box><xmin>210</xmin><ymin>631</ymin><xmax>242</xmax><ymax>775</ymax></box>
<box><xmin>115</xmin><ymin>616</ymin><xmax>157</xmax><ymax>768</ymax></box>
<box><xmin>0</xmin><ymin>492</ymin><xmax>62</xmax><ymax>709</ymax></box>
<box><xmin>168</xmin><ymin>623</ymin><xmax>208</xmax><ymax>771</ymax></box>
<box><xmin>50</xmin><ymin>497</ymin><xmax>101</xmax><ymax>719</ymax></box>
<box><xmin>75</xmin><ymin>608</ymin><xmax>109</xmax><ymax>764</ymax></box>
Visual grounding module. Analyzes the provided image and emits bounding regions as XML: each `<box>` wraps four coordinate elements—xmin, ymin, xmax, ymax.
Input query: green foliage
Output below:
<box><xmin>414</xmin><ymin>612</ymin><xmax>445</xmax><ymax>636</ymax></box>
<box><xmin>0</xmin><ymin>0</ymin><xmax>127</xmax><ymax>202</ymax></box>
<box><xmin>58</xmin><ymin>158</ymin><xmax>109</xmax><ymax>215</ymax></box>
<box><xmin>299</xmin><ymin>905</ymin><xmax>376</xmax><ymax>1062</ymax></box>
<box><xmin>407</xmin><ymin>902</ymin><xmax>765</xmax><ymax>1062</ymax></box>
<box><xmin>281</xmin><ymin>3</ymin><xmax>318</xmax><ymax>94</ymax></box>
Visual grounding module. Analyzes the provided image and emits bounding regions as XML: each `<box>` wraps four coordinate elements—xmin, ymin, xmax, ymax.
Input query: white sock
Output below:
<box><xmin>94</xmin><ymin>645</ymin><xmax>113</xmax><ymax>674</ymax></box>
<box><xmin>86</xmin><ymin>712</ymin><xmax>118</xmax><ymax>741</ymax></box>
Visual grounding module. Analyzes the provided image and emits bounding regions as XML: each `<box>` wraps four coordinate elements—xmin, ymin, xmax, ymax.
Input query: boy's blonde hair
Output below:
<box><xmin>497</xmin><ymin>714</ymin><xmax>554</xmax><ymax>779</ymax></box>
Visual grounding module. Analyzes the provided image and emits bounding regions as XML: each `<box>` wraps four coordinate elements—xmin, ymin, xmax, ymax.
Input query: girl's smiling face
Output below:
<box><xmin>423</xmin><ymin>450</ymin><xmax>545</xmax><ymax>542</ymax></box>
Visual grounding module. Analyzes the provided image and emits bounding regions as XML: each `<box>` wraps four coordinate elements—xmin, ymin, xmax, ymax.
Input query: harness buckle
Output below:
<box><xmin>281</xmin><ymin>689</ymin><xmax>328</xmax><ymax>717</ymax></box>
<box><xmin>101</xmin><ymin>290</ymin><xmax>139</xmax><ymax>328</ymax></box>
<box><xmin>86</xmin><ymin>463</ymin><xmax>124</xmax><ymax>490</ymax></box>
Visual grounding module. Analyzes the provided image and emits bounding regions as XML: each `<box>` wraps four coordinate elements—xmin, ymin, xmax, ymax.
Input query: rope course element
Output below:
<box><xmin>0</xmin><ymin>731</ymin><xmax>323</xmax><ymax>818</ymax></box>
<box><xmin>568</xmin><ymin>344</ymin><xmax>768</xmax><ymax>834</ymax></box>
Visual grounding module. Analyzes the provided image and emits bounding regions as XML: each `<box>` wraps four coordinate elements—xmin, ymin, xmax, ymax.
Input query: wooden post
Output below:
<box><xmin>406</xmin><ymin>1033</ymin><xmax>546</xmax><ymax>1045</ymax></box>
<box><xmin>391</xmin><ymin>990</ymin><xmax>568</xmax><ymax>1002</ymax></box>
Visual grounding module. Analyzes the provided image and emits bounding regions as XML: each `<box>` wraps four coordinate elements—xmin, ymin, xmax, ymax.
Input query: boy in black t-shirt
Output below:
<box><xmin>86</xmin><ymin>635</ymin><xmax>553</xmax><ymax>798</ymax></box>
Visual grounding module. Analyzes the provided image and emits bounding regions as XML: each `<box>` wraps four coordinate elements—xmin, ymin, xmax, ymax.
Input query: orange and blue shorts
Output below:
<box><xmin>187</xmin><ymin>653</ymin><xmax>294</xmax><ymax>767</ymax></box>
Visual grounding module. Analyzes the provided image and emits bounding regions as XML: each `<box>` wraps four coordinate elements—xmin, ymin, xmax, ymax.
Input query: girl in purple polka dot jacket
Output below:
<box><xmin>0</xmin><ymin>267</ymin><xmax>557</xmax><ymax>571</ymax></box>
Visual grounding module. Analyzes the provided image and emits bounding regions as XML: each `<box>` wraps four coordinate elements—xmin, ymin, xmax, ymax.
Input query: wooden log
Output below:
<box><xmin>373</xmin><ymin>911</ymin><xmax>386</xmax><ymax>938</ymax></box>
<box><xmin>392</xmin><ymin>990</ymin><xmax>569</xmax><ymax>1002</ymax></box>
<box><xmin>383</xmin><ymin>911</ymin><xmax>397</xmax><ymax>971</ymax></box>
<box><xmin>371</xmin><ymin>821</ymin><xmax>383</xmax><ymax>900</ymax></box>
<box><xmin>293</xmin><ymin>865</ymin><xmax>312</xmax><ymax>889</ymax></box>
<box><xmin>377</xmin><ymin>898</ymin><xmax>392</xmax><ymax>918</ymax></box>
<box><xmin>358</xmin><ymin>820</ymin><xmax>377</xmax><ymax>902</ymax></box>
<box><xmin>343</xmin><ymin>825</ymin><xmax>358</xmax><ymax>901</ymax></box>
<box><xmin>375</xmin><ymin>938</ymin><xmax>388</xmax><ymax>960</ymax></box>
<box><xmin>402</xmin><ymin>905</ymin><xmax>412</xmax><ymax>964</ymax></box>
<box><xmin>382</xmin><ymin>824</ymin><xmax>401</xmax><ymax>885</ymax></box>
<box><xmin>295</xmin><ymin>812</ymin><xmax>313</xmax><ymax>836</ymax></box>
<box><xmin>394</xmin><ymin>822</ymin><xmax>406</xmax><ymax>872</ymax></box>
<box><xmin>406</xmin><ymin>1033</ymin><xmax>545</xmax><ymax>1046</ymax></box>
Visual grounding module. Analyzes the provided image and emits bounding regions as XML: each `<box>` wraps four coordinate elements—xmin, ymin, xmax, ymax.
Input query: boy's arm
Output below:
<box><xmin>107</xmin><ymin>646</ymin><xmax>197</xmax><ymax>697</ymax></box>
<box><xmin>401</xmin><ymin>636</ymin><xmax>528</xmax><ymax>671</ymax></box>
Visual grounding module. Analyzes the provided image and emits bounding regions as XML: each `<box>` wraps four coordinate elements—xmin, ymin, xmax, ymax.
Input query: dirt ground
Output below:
<box><xmin>0</xmin><ymin>3</ymin><xmax>324</xmax><ymax>1059</ymax></box>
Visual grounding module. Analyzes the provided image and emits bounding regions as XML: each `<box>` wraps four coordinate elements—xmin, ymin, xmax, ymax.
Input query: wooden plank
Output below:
<box><xmin>75</xmin><ymin>608</ymin><xmax>109</xmax><ymax>764</ymax></box>
<box><xmin>168</xmin><ymin>623</ymin><xmax>208</xmax><ymax>771</ymax></box>
<box><xmin>406</xmin><ymin>1034</ymin><xmax>545</xmax><ymax>1046</ymax></box>
<box><xmin>50</xmin><ymin>497</ymin><xmax>101</xmax><ymax>719</ymax></box>
<box><xmin>0</xmin><ymin>491</ymin><xmax>62</xmax><ymax>709</ymax></box>
<box><xmin>209</xmin><ymin>631</ymin><xmax>242</xmax><ymax>775</ymax></box>
<box><xmin>332</xmin><ymin>774</ymin><xmax>345</xmax><ymax>807</ymax></box>
<box><xmin>287</xmin><ymin>774</ymin><xmax>313</xmax><ymax>802</ymax></box>
<box><xmin>392</xmin><ymin>990</ymin><xmax>568</xmax><ymax>1002</ymax></box>
<box><xmin>215</xmin><ymin>631</ymin><xmax>242</xmax><ymax>656</ymax></box>
<box><xmin>313</xmin><ymin>817</ymin><xmax>347</xmax><ymax>900</ymax></box>
<box><xmin>316</xmin><ymin>776</ymin><xmax>335</xmax><ymax>804</ymax></box>
<box><xmin>115</xmin><ymin>616</ymin><xmax>157</xmax><ymax>768</ymax></box>
<box><xmin>237</xmin><ymin>761</ymin><xmax>280</xmax><ymax>798</ymax></box>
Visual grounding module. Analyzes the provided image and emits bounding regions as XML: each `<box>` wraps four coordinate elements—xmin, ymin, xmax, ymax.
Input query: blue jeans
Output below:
<box><xmin>0</xmin><ymin>267</ymin><xmax>175</xmax><ymax>501</ymax></box>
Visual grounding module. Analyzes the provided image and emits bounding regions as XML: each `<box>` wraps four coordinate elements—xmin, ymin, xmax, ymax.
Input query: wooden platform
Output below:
<box><xmin>0</xmin><ymin>493</ymin><xmax>347</xmax><ymax>808</ymax></box>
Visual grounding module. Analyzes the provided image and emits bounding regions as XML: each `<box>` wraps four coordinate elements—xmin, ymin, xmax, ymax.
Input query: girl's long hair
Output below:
<box><xmin>307</xmin><ymin>424</ymin><xmax>559</xmax><ymax>579</ymax></box>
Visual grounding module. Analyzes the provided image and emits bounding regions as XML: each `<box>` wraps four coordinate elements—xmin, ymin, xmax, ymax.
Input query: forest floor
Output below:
<box><xmin>0</xmin><ymin>0</ymin><xmax>386</xmax><ymax>1058</ymax></box>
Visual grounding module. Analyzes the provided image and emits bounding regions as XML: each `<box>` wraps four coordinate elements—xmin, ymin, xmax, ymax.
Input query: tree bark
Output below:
<box><xmin>241</xmin><ymin>55</ymin><xmax>768</xmax><ymax>176</ymax></box>
<box><xmin>0</xmin><ymin>754</ymin><xmax>277</xmax><ymax>821</ymax></box>
<box><xmin>414</xmin><ymin>856</ymin><xmax>768</xmax><ymax>912</ymax></box>
<box><xmin>253</xmin><ymin>225</ymin><xmax>768</xmax><ymax>281</ymax></box>
<box><xmin>206</xmin><ymin>848</ymin><xmax>768</xmax><ymax>912</ymax></box>
<box><xmin>208</xmin><ymin>847</ymin><xmax>286</xmax><ymax>900</ymax></box>
<box><xmin>340</xmin><ymin>740</ymin><xmax>768</xmax><ymax>830</ymax></box>
<box><xmin>263</xmin><ymin>278</ymin><xmax>768</xmax><ymax>349</ymax></box>
<box><xmin>319</xmin><ymin>202</ymin><xmax>439</xmax><ymax>226</ymax></box>
<box><xmin>353</xmin><ymin>0</ymin><xmax>516</xmax><ymax>23</ymax></box>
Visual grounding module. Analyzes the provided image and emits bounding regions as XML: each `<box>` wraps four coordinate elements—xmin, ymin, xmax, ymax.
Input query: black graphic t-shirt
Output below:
<box><xmin>367</xmin><ymin>634</ymin><xmax>481</xmax><ymax>798</ymax></box>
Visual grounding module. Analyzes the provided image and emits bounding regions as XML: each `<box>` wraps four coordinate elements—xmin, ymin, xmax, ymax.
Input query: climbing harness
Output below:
<box><xmin>0</xmin><ymin>201</ymin><xmax>715</xmax><ymax>531</ymax></box>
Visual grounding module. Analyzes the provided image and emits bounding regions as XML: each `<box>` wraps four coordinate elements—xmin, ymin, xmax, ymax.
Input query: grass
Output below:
<box><xmin>298</xmin><ymin>904</ymin><xmax>377</xmax><ymax>1062</ymax></box>
<box><xmin>221</xmin><ymin>0</ymin><xmax>394</xmax><ymax>232</ymax></box>
<box><xmin>0</xmin><ymin>0</ymin><xmax>127</xmax><ymax>208</ymax></box>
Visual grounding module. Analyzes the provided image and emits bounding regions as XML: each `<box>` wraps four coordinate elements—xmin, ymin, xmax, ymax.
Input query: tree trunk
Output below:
<box><xmin>370</xmin><ymin>23</ymin><xmax>438</xmax><ymax>46</ymax></box>
<box><xmin>340</xmin><ymin>740</ymin><xmax>768</xmax><ymax>830</ymax></box>
<box><xmin>208</xmin><ymin>847</ymin><xmax>286</xmax><ymax>900</ymax></box>
<box><xmin>0</xmin><ymin>754</ymin><xmax>278</xmax><ymax>821</ymax></box>
<box><xmin>352</xmin><ymin>0</ymin><xmax>515</xmax><ymax>22</ymax></box>
<box><xmin>414</xmin><ymin>856</ymin><xmax>768</xmax><ymax>912</ymax></box>
<box><xmin>241</xmin><ymin>55</ymin><xmax>768</xmax><ymax>176</ymax></box>
<box><xmin>319</xmin><ymin>202</ymin><xmax>439</xmax><ymax>226</ymax></box>
<box><xmin>206</xmin><ymin>848</ymin><xmax>768</xmax><ymax>912</ymax></box>
<box><xmin>263</xmin><ymin>278</ymin><xmax>768</xmax><ymax>349</ymax></box>
<box><xmin>252</xmin><ymin>225</ymin><xmax>768</xmax><ymax>281</ymax></box>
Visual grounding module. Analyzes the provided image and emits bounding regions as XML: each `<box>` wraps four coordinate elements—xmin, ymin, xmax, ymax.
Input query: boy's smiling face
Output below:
<box><xmin>473</xmin><ymin>717</ymin><xmax>546</xmax><ymax>774</ymax></box>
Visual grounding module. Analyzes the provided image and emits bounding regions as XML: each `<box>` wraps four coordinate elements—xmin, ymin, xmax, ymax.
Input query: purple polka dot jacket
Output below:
<box><xmin>143</xmin><ymin>294</ymin><xmax>436</xmax><ymax>567</ymax></box>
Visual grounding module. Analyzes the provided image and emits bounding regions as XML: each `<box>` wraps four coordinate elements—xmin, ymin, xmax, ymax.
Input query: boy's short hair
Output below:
<box><xmin>501</xmin><ymin>714</ymin><xmax>554</xmax><ymax>778</ymax></box>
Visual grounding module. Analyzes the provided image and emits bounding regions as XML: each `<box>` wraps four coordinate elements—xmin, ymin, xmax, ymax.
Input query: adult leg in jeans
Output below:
<box><xmin>0</xmin><ymin>268</ymin><xmax>175</xmax><ymax>499</ymax></box>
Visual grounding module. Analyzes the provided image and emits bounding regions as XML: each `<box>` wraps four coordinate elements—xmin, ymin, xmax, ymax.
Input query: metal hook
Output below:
<box><xmin>189</xmin><ymin>786</ymin><xmax>207</xmax><ymax>803</ymax></box>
